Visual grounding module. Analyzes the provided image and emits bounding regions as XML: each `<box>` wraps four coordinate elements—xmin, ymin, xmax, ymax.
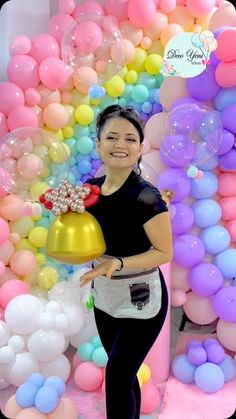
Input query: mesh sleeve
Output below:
<box><xmin>137</xmin><ymin>186</ymin><xmax>168</xmax><ymax>225</ymax></box>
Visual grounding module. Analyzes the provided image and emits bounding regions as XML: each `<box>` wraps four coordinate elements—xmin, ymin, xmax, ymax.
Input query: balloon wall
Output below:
<box><xmin>1</xmin><ymin>0</ymin><xmax>236</xmax><ymax>411</ymax></box>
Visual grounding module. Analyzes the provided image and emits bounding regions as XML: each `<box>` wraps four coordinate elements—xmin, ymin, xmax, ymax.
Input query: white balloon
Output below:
<box><xmin>7</xmin><ymin>352</ymin><xmax>39</xmax><ymax>387</ymax></box>
<box><xmin>61</xmin><ymin>303</ymin><xmax>84</xmax><ymax>337</ymax></box>
<box><xmin>0</xmin><ymin>366</ymin><xmax>10</xmax><ymax>390</ymax></box>
<box><xmin>8</xmin><ymin>335</ymin><xmax>26</xmax><ymax>353</ymax></box>
<box><xmin>27</xmin><ymin>329</ymin><xmax>65</xmax><ymax>362</ymax></box>
<box><xmin>39</xmin><ymin>354</ymin><xmax>71</xmax><ymax>382</ymax></box>
<box><xmin>69</xmin><ymin>311</ymin><xmax>97</xmax><ymax>348</ymax></box>
<box><xmin>0</xmin><ymin>321</ymin><xmax>10</xmax><ymax>347</ymax></box>
<box><xmin>45</xmin><ymin>301</ymin><xmax>61</xmax><ymax>315</ymax></box>
<box><xmin>0</xmin><ymin>346</ymin><xmax>15</xmax><ymax>365</ymax></box>
<box><xmin>48</xmin><ymin>281</ymin><xmax>72</xmax><ymax>304</ymax></box>
<box><xmin>38</xmin><ymin>313</ymin><xmax>55</xmax><ymax>330</ymax></box>
<box><xmin>54</xmin><ymin>314</ymin><xmax>69</xmax><ymax>333</ymax></box>
<box><xmin>5</xmin><ymin>295</ymin><xmax>45</xmax><ymax>335</ymax></box>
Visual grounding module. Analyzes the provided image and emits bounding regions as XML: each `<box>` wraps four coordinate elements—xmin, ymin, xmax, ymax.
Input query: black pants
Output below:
<box><xmin>94</xmin><ymin>270</ymin><xmax>169</xmax><ymax>419</ymax></box>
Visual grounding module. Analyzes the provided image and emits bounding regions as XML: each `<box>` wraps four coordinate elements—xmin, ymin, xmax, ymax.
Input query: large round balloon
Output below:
<box><xmin>0</xmin><ymin>127</ymin><xmax>69</xmax><ymax>201</ymax></box>
<box><xmin>160</xmin><ymin>104</ymin><xmax>222</xmax><ymax>168</ymax></box>
<box><xmin>61</xmin><ymin>14</ymin><xmax>125</xmax><ymax>90</ymax></box>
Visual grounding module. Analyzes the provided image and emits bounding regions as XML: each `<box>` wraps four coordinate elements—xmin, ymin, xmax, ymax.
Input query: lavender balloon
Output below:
<box><xmin>168</xmin><ymin>104</ymin><xmax>203</xmax><ymax>133</ymax></box>
<box><xmin>161</xmin><ymin>133</ymin><xmax>194</xmax><ymax>167</ymax></box>
<box><xmin>202</xmin><ymin>338</ymin><xmax>219</xmax><ymax>348</ymax></box>
<box><xmin>173</xmin><ymin>234</ymin><xmax>205</xmax><ymax>268</ymax></box>
<box><xmin>219</xmin><ymin>355</ymin><xmax>236</xmax><ymax>382</ymax></box>
<box><xmin>188</xmin><ymin>347</ymin><xmax>207</xmax><ymax>366</ymax></box>
<box><xmin>217</xmin><ymin>129</ymin><xmax>234</xmax><ymax>156</ymax></box>
<box><xmin>212</xmin><ymin>287</ymin><xmax>236</xmax><ymax>323</ymax></box>
<box><xmin>206</xmin><ymin>344</ymin><xmax>225</xmax><ymax>364</ymax></box>
<box><xmin>222</xmin><ymin>103</ymin><xmax>236</xmax><ymax>134</ymax></box>
<box><xmin>186</xmin><ymin>340</ymin><xmax>203</xmax><ymax>352</ymax></box>
<box><xmin>171</xmin><ymin>203</ymin><xmax>194</xmax><ymax>235</ymax></box>
<box><xmin>158</xmin><ymin>169</ymin><xmax>191</xmax><ymax>203</ymax></box>
<box><xmin>189</xmin><ymin>263</ymin><xmax>224</xmax><ymax>297</ymax></box>
<box><xmin>186</xmin><ymin>66</ymin><xmax>220</xmax><ymax>101</ymax></box>
<box><xmin>219</xmin><ymin>149</ymin><xmax>236</xmax><ymax>171</ymax></box>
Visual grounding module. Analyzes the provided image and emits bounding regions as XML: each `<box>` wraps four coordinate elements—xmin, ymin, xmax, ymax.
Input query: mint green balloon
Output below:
<box><xmin>119</xmin><ymin>97</ymin><xmax>127</xmax><ymax>107</ymax></box>
<box><xmin>101</xmin><ymin>97</ymin><xmax>118</xmax><ymax>109</ymax></box>
<box><xmin>138</xmin><ymin>72</ymin><xmax>157</xmax><ymax>89</ymax></box>
<box><xmin>90</xmin><ymin>336</ymin><xmax>102</xmax><ymax>348</ymax></box>
<box><xmin>156</xmin><ymin>73</ymin><xmax>165</xmax><ymax>88</ymax></box>
<box><xmin>76</xmin><ymin>136</ymin><xmax>94</xmax><ymax>155</ymax></box>
<box><xmin>92</xmin><ymin>347</ymin><xmax>108</xmax><ymax>367</ymax></box>
<box><xmin>78</xmin><ymin>342</ymin><xmax>94</xmax><ymax>361</ymax></box>
<box><xmin>35</xmin><ymin>217</ymin><xmax>50</xmax><ymax>228</ymax></box>
<box><xmin>123</xmin><ymin>85</ymin><xmax>133</xmax><ymax>100</ymax></box>
<box><xmin>74</xmin><ymin>124</ymin><xmax>90</xmax><ymax>139</ymax></box>
<box><xmin>131</xmin><ymin>84</ymin><xmax>149</xmax><ymax>103</ymax></box>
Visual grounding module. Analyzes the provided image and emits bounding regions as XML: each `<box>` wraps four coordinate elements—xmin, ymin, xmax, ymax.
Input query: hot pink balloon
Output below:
<box><xmin>10</xmin><ymin>250</ymin><xmax>37</xmax><ymax>276</ymax></box>
<box><xmin>30</xmin><ymin>33</ymin><xmax>60</xmax><ymax>63</ymax></box>
<box><xmin>0</xmin><ymin>112</ymin><xmax>9</xmax><ymax>138</ymax></box>
<box><xmin>0</xmin><ymin>82</ymin><xmax>25</xmax><ymax>116</ymax></box>
<box><xmin>104</xmin><ymin>0</ymin><xmax>129</xmax><ymax>21</ymax></box>
<box><xmin>73</xmin><ymin>0</ymin><xmax>104</xmax><ymax>18</ymax></box>
<box><xmin>7</xmin><ymin>106</ymin><xmax>39</xmax><ymax>130</ymax></box>
<box><xmin>128</xmin><ymin>0</ymin><xmax>156</xmax><ymax>27</ymax></box>
<box><xmin>16</xmin><ymin>153</ymin><xmax>44</xmax><ymax>180</ymax></box>
<box><xmin>218</xmin><ymin>173</ymin><xmax>236</xmax><ymax>196</ymax></box>
<box><xmin>219</xmin><ymin>196</ymin><xmax>236</xmax><ymax>221</ymax></box>
<box><xmin>9</xmin><ymin>36</ymin><xmax>31</xmax><ymax>56</ymax></box>
<box><xmin>186</xmin><ymin>0</ymin><xmax>216</xmax><ymax>18</ymax></box>
<box><xmin>74</xmin><ymin>21</ymin><xmax>103</xmax><ymax>54</ymax></box>
<box><xmin>0</xmin><ymin>279</ymin><xmax>30</xmax><ymax>308</ymax></box>
<box><xmin>39</xmin><ymin>57</ymin><xmax>69</xmax><ymax>89</ymax></box>
<box><xmin>0</xmin><ymin>217</ymin><xmax>10</xmax><ymax>246</ymax></box>
<box><xmin>7</xmin><ymin>55</ymin><xmax>40</xmax><ymax>90</ymax></box>
<box><xmin>48</xmin><ymin>13</ymin><xmax>75</xmax><ymax>43</ymax></box>
<box><xmin>214</xmin><ymin>29</ymin><xmax>236</xmax><ymax>63</ymax></box>
<box><xmin>225</xmin><ymin>219</ymin><xmax>236</xmax><ymax>243</ymax></box>
<box><xmin>59</xmin><ymin>0</ymin><xmax>76</xmax><ymax>15</ymax></box>
<box><xmin>183</xmin><ymin>292</ymin><xmax>218</xmax><ymax>325</ymax></box>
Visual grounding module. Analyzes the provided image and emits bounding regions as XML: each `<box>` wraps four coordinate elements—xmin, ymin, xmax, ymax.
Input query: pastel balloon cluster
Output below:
<box><xmin>4</xmin><ymin>373</ymin><xmax>78</xmax><ymax>419</ymax></box>
<box><xmin>172</xmin><ymin>338</ymin><xmax>236</xmax><ymax>393</ymax></box>
<box><xmin>215</xmin><ymin>28</ymin><xmax>236</xmax><ymax>88</ymax></box>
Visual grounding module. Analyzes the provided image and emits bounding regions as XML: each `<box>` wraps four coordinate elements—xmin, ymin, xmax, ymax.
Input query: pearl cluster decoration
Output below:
<box><xmin>39</xmin><ymin>180</ymin><xmax>100</xmax><ymax>216</ymax></box>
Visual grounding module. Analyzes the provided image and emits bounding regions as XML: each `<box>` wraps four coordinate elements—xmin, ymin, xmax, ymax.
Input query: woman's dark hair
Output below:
<box><xmin>96</xmin><ymin>105</ymin><xmax>144</xmax><ymax>174</ymax></box>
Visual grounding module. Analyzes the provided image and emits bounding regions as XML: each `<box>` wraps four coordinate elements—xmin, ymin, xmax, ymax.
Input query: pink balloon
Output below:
<box><xmin>0</xmin><ymin>267</ymin><xmax>17</xmax><ymax>285</ymax></box>
<box><xmin>15</xmin><ymin>408</ymin><xmax>47</xmax><ymax>419</ymax></box>
<box><xmin>0</xmin><ymin>82</ymin><xmax>25</xmax><ymax>116</ymax></box>
<box><xmin>0</xmin><ymin>279</ymin><xmax>30</xmax><ymax>308</ymax></box>
<box><xmin>0</xmin><ymin>261</ymin><xmax>6</xmax><ymax>277</ymax></box>
<box><xmin>25</xmin><ymin>88</ymin><xmax>41</xmax><ymax>106</ymax></box>
<box><xmin>16</xmin><ymin>153</ymin><xmax>44</xmax><ymax>180</ymax></box>
<box><xmin>73</xmin><ymin>0</ymin><xmax>104</xmax><ymax>18</ymax></box>
<box><xmin>4</xmin><ymin>395</ymin><xmax>22</xmax><ymax>419</ymax></box>
<box><xmin>47</xmin><ymin>398</ymin><xmax>78</xmax><ymax>419</ymax></box>
<box><xmin>10</xmin><ymin>36</ymin><xmax>31</xmax><ymax>56</ymax></box>
<box><xmin>30</xmin><ymin>33</ymin><xmax>60</xmax><ymax>63</ymax></box>
<box><xmin>0</xmin><ymin>195</ymin><xmax>24</xmax><ymax>220</ymax></box>
<box><xmin>209</xmin><ymin>3</ymin><xmax>236</xmax><ymax>32</ymax></box>
<box><xmin>217</xmin><ymin>319</ymin><xmax>236</xmax><ymax>352</ymax></box>
<box><xmin>48</xmin><ymin>13</ymin><xmax>74</xmax><ymax>43</ymax></box>
<box><xmin>0</xmin><ymin>168</ymin><xmax>12</xmax><ymax>198</ymax></box>
<box><xmin>0</xmin><ymin>216</ymin><xmax>10</xmax><ymax>246</ymax></box>
<box><xmin>160</xmin><ymin>0</ymin><xmax>176</xmax><ymax>14</ymax></box>
<box><xmin>186</xmin><ymin>0</ymin><xmax>216</xmax><ymax>18</ymax></box>
<box><xmin>74</xmin><ymin>362</ymin><xmax>103</xmax><ymax>391</ymax></box>
<box><xmin>0</xmin><ymin>112</ymin><xmax>9</xmax><ymax>137</ymax></box>
<box><xmin>225</xmin><ymin>219</ymin><xmax>236</xmax><ymax>243</ymax></box>
<box><xmin>183</xmin><ymin>292</ymin><xmax>218</xmax><ymax>325</ymax></box>
<box><xmin>104</xmin><ymin>0</ymin><xmax>129</xmax><ymax>21</ymax></box>
<box><xmin>219</xmin><ymin>196</ymin><xmax>236</xmax><ymax>221</ymax></box>
<box><xmin>59</xmin><ymin>0</ymin><xmax>76</xmax><ymax>14</ymax></box>
<box><xmin>143</xmin><ymin>11</ymin><xmax>168</xmax><ymax>39</ymax></box>
<box><xmin>141</xmin><ymin>382</ymin><xmax>160</xmax><ymax>414</ymax></box>
<box><xmin>215</xmin><ymin>61</ymin><xmax>236</xmax><ymax>88</ymax></box>
<box><xmin>160</xmin><ymin>77</ymin><xmax>188</xmax><ymax>111</ymax></box>
<box><xmin>144</xmin><ymin>112</ymin><xmax>168</xmax><ymax>148</ymax></box>
<box><xmin>74</xmin><ymin>21</ymin><xmax>103</xmax><ymax>54</ymax></box>
<box><xmin>7</xmin><ymin>55</ymin><xmax>40</xmax><ymax>90</ymax></box>
<box><xmin>128</xmin><ymin>0</ymin><xmax>156</xmax><ymax>27</ymax></box>
<box><xmin>10</xmin><ymin>250</ymin><xmax>37</xmax><ymax>276</ymax></box>
<box><xmin>7</xmin><ymin>106</ymin><xmax>39</xmax><ymax>130</ymax></box>
<box><xmin>0</xmin><ymin>240</ymin><xmax>15</xmax><ymax>265</ymax></box>
<box><xmin>171</xmin><ymin>289</ymin><xmax>187</xmax><ymax>307</ymax></box>
<box><xmin>43</xmin><ymin>103</ymin><xmax>69</xmax><ymax>129</ymax></box>
<box><xmin>39</xmin><ymin>57</ymin><xmax>69</xmax><ymax>90</ymax></box>
<box><xmin>218</xmin><ymin>173</ymin><xmax>236</xmax><ymax>196</ymax></box>
<box><xmin>214</xmin><ymin>29</ymin><xmax>236</xmax><ymax>63</ymax></box>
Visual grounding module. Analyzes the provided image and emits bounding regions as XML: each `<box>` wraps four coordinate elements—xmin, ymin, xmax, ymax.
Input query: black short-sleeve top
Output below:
<box><xmin>86</xmin><ymin>170</ymin><xmax>168</xmax><ymax>257</ymax></box>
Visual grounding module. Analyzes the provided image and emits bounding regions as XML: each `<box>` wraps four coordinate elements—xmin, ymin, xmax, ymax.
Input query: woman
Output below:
<box><xmin>80</xmin><ymin>105</ymin><xmax>173</xmax><ymax>419</ymax></box>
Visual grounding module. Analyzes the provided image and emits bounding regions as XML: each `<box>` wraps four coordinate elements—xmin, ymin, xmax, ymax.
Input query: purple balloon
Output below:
<box><xmin>171</xmin><ymin>203</ymin><xmax>194</xmax><ymax>235</ymax></box>
<box><xmin>219</xmin><ymin>149</ymin><xmax>236</xmax><ymax>171</ymax></box>
<box><xmin>171</xmin><ymin>97</ymin><xmax>199</xmax><ymax>110</ymax></box>
<box><xmin>140</xmin><ymin>111</ymin><xmax>149</xmax><ymax>123</ymax></box>
<box><xmin>91</xmin><ymin>159</ymin><xmax>102</xmax><ymax>170</ymax></box>
<box><xmin>218</xmin><ymin>129</ymin><xmax>234</xmax><ymax>156</ymax></box>
<box><xmin>194</xmin><ymin>363</ymin><xmax>225</xmax><ymax>393</ymax></box>
<box><xmin>206</xmin><ymin>344</ymin><xmax>226</xmax><ymax>364</ymax></box>
<box><xmin>222</xmin><ymin>103</ymin><xmax>236</xmax><ymax>134</ymax></box>
<box><xmin>212</xmin><ymin>287</ymin><xmax>236</xmax><ymax>323</ymax></box>
<box><xmin>173</xmin><ymin>234</ymin><xmax>205</xmax><ymax>268</ymax></box>
<box><xmin>186</xmin><ymin>340</ymin><xmax>203</xmax><ymax>352</ymax></box>
<box><xmin>151</xmin><ymin>103</ymin><xmax>162</xmax><ymax>114</ymax></box>
<box><xmin>168</xmin><ymin>104</ymin><xmax>203</xmax><ymax>133</ymax></box>
<box><xmin>202</xmin><ymin>338</ymin><xmax>220</xmax><ymax>349</ymax></box>
<box><xmin>158</xmin><ymin>169</ymin><xmax>191</xmax><ymax>203</ymax></box>
<box><xmin>159</xmin><ymin>148</ymin><xmax>182</xmax><ymax>168</ymax></box>
<box><xmin>210</xmin><ymin>52</ymin><xmax>220</xmax><ymax>67</ymax></box>
<box><xmin>189</xmin><ymin>263</ymin><xmax>224</xmax><ymax>297</ymax></box>
<box><xmin>161</xmin><ymin>134</ymin><xmax>194</xmax><ymax>167</ymax></box>
<box><xmin>186</xmin><ymin>66</ymin><xmax>220</xmax><ymax>101</ymax></box>
<box><xmin>188</xmin><ymin>347</ymin><xmax>207</xmax><ymax>366</ymax></box>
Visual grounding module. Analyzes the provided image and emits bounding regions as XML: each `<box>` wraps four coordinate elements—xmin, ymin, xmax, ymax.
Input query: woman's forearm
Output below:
<box><xmin>122</xmin><ymin>248</ymin><xmax>173</xmax><ymax>270</ymax></box>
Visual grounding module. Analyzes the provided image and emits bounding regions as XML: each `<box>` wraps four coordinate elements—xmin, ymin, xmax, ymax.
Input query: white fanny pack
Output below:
<box><xmin>91</xmin><ymin>268</ymin><xmax>162</xmax><ymax>319</ymax></box>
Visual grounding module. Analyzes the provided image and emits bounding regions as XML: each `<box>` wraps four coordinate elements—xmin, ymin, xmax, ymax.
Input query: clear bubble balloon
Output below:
<box><xmin>61</xmin><ymin>14</ymin><xmax>125</xmax><ymax>88</ymax></box>
<box><xmin>0</xmin><ymin>127</ymin><xmax>69</xmax><ymax>201</ymax></box>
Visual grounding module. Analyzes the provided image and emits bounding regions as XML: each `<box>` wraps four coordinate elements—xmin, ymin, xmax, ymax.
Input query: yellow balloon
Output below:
<box><xmin>64</xmin><ymin>105</ymin><xmax>76</xmax><ymax>126</ymax></box>
<box><xmin>10</xmin><ymin>217</ymin><xmax>34</xmax><ymax>238</ymax></box>
<box><xmin>127</xmin><ymin>48</ymin><xmax>147</xmax><ymax>72</ymax></box>
<box><xmin>48</xmin><ymin>142</ymin><xmax>68</xmax><ymax>163</ymax></box>
<box><xmin>36</xmin><ymin>253</ymin><xmax>47</xmax><ymax>265</ymax></box>
<box><xmin>90</xmin><ymin>98</ymin><xmax>101</xmax><ymax>106</ymax></box>
<box><xmin>62</xmin><ymin>142</ymin><xmax>71</xmax><ymax>157</ymax></box>
<box><xmin>15</xmin><ymin>238</ymin><xmax>37</xmax><ymax>254</ymax></box>
<box><xmin>117</xmin><ymin>65</ymin><xmax>128</xmax><ymax>78</ymax></box>
<box><xmin>30</xmin><ymin>182</ymin><xmax>49</xmax><ymax>201</ymax></box>
<box><xmin>137</xmin><ymin>363</ymin><xmax>151</xmax><ymax>384</ymax></box>
<box><xmin>63</xmin><ymin>126</ymin><xmax>74</xmax><ymax>138</ymax></box>
<box><xmin>145</xmin><ymin>54</ymin><xmax>162</xmax><ymax>75</ymax></box>
<box><xmin>71</xmin><ymin>89</ymin><xmax>90</xmax><ymax>107</ymax></box>
<box><xmin>104</xmin><ymin>76</ymin><xmax>125</xmax><ymax>98</ymax></box>
<box><xmin>125</xmin><ymin>70</ymin><xmax>138</xmax><ymax>84</ymax></box>
<box><xmin>74</xmin><ymin>104</ymin><xmax>94</xmax><ymax>126</ymax></box>
<box><xmin>37</xmin><ymin>266</ymin><xmax>59</xmax><ymax>290</ymax></box>
<box><xmin>29</xmin><ymin>226</ymin><xmax>48</xmax><ymax>248</ymax></box>
<box><xmin>41</xmin><ymin>167</ymin><xmax>50</xmax><ymax>178</ymax></box>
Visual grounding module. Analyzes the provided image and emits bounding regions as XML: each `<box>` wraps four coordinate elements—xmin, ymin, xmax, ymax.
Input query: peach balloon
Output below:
<box><xmin>120</xmin><ymin>21</ymin><xmax>143</xmax><ymax>46</ymax></box>
<box><xmin>160</xmin><ymin>24</ymin><xmax>184</xmax><ymax>47</ymax></box>
<box><xmin>17</xmin><ymin>154</ymin><xmax>44</xmax><ymax>180</ymax></box>
<box><xmin>217</xmin><ymin>319</ymin><xmax>236</xmax><ymax>352</ymax></box>
<box><xmin>43</xmin><ymin>103</ymin><xmax>69</xmax><ymax>130</ymax></box>
<box><xmin>160</xmin><ymin>0</ymin><xmax>176</xmax><ymax>14</ymax></box>
<box><xmin>160</xmin><ymin>77</ymin><xmax>188</xmax><ymax>111</ymax></box>
<box><xmin>168</xmin><ymin>5</ymin><xmax>194</xmax><ymax>31</ymax></box>
<box><xmin>73</xmin><ymin>67</ymin><xmax>98</xmax><ymax>93</ymax></box>
<box><xmin>171</xmin><ymin>289</ymin><xmax>187</xmax><ymax>307</ymax></box>
<box><xmin>4</xmin><ymin>395</ymin><xmax>22</xmax><ymax>419</ymax></box>
<box><xmin>144</xmin><ymin>112</ymin><xmax>168</xmax><ymax>148</ymax></box>
<box><xmin>225</xmin><ymin>220</ymin><xmax>236</xmax><ymax>243</ymax></box>
<box><xmin>38</xmin><ymin>85</ymin><xmax>61</xmax><ymax>108</ymax></box>
<box><xmin>0</xmin><ymin>195</ymin><xmax>24</xmax><ymax>220</ymax></box>
<box><xmin>171</xmin><ymin>263</ymin><xmax>191</xmax><ymax>292</ymax></box>
<box><xmin>47</xmin><ymin>398</ymin><xmax>78</xmax><ymax>419</ymax></box>
<box><xmin>209</xmin><ymin>2</ymin><xmax>236</xmax><ymax>31</ymax></box>
<box><xmin>0</xmin><ymin>240</ymin><xmax>14</xmax><ymax>266</ymax></box>
<box><xmin>142</xmin><ymin>149</ymin><xmax>167</xmax><ymax>177</ymax></box>
<box><xmin>10</xmin><ymin>250</ymin><xmax>37</xmax><ymax>276</ymax></box>
<box><xmin>15</xmin><ymin>408</ymin><xmax>47</xmax><ymax>419</ymax></box>
<box><xmin>141</xmin><ymin>37</ymin><xmax>152</xmax><ymax>49</ymax></box>
<box><xmin>219</xmin><ymin>196</ymin><xmax>236</xmax><ymax>221</ymax></box>
<box><xmin>143</xmin><ymin>12</ymin><xmax>168</xmax><ymax>39</ymax></box>
<box><xmin>218</xmin><ymin>173</ymin><xmax>236</xmax><ymax>196</ymax></box>
<box><xmin>183</xmin><ymin>292</ymin><xmax>218</xmax><ymax>325</ymax></box>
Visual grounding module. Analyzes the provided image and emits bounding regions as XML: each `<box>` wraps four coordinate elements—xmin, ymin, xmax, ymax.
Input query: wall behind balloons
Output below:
<box><xmin>1</xmin><ymin>0</ymin><xmax>236</xmax><ymax>383</ymax></box>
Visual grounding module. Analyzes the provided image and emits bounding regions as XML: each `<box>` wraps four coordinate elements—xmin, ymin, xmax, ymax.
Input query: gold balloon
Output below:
<box><xmin>46</xmin><ymin>211</ymin><xmax>106</xmax><ymax>264</ymax></box>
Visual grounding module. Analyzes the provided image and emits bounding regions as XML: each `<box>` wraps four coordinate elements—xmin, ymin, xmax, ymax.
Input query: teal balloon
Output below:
<box><xmin>156</xmin><ymin>73</ymin><xmax>164</xmax><ymax>88</ymax></box>
<box><xmin>119</xmin><ymin>97</ymin><xmax>128</xmax><ymax>107</ymax></box>
<box><xmin>74</xmin><ymin>124</ymin><xmax>90</xmax><ymax>139</ymax></box>
<box><xmin>78</xmin><ymin>342</ymin><xmax>94</xmax><ymax>361</ymax></box>
<box><xmin>90</xmin><ymin>335</ymin><xmax>102</xmax><ymax>348</ymax></box>
<box><xmin>101</xmin><ymin>97</ymin><xmax>118</xmax><ymax>108</ymax></box>
<box><xmin>131</xmin><ymin>84</ymin><xmax>149</xmax><ymax>103</ymax></box>
<box><xmin>123</xmin><ymin>85</ymin><xmax>133</xmax><ymax>99</ymax></box>
<box><xmin>35</xmin><ymin>217</ymin><xmax>50</xmax><ymax>228</ymax></box>
<box><xmin>92</xmin><ymin>347</ymin><xmax>108</xmax><ymax>367</ymax></box>
<box><xmin>76</xmin><ymin>136</ymin><xmax>94</xmax><ymax>155</ymax></box>
<box><xmin>138</xmin><ymin>72</ymin><xmax>157</xmax><ymax>89</ymax></box>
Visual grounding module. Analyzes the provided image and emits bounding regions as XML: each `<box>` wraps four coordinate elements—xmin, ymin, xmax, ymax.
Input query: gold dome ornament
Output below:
<box><xmin>39</xmin><ymin>180</ymin><xmax>106</xmax><ymax>264</ymax></box>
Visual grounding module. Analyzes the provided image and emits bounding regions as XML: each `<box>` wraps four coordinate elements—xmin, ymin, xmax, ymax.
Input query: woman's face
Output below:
<box><xmin>97</xmin><ymin>117</ymin><xmax>143</xmax><ymax>170</ymax></box>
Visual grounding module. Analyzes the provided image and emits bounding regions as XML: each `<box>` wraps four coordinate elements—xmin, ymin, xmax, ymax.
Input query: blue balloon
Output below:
<box><xmin>172</xmin><ymin>355</ymin><xmax>196</xmax><ymax>383</ymax></box>
<box><xmin>27</xmin><ymin>373</ymin><xmax>45</xmax><ymax>389</ymax></box>
<box><xmin>214</xmin><ymin>87</ymin><xmax>236</xmax><ymax>112</ymax></box>
<box><xmin>92</xmin><ymin>347</ymin><xmax>108</xmax><ymax>367</ymax></box>
<box><xmin>194</xmin><ymin>362</ymin><xmax>225</xmax><ymax>393</ymax></box>
<box><xmin>44</xmin><ymin>376</ymin><xmax>65</xmax><ymax>397</ymax></box>
<box><xmin>78</xmin><ymin>342</ymin><xmax>94</xmax><ymax>361</ymax></box>
<box><xmin>200</xmin><ymin>225</ymin><xmax>231</xmax><ymax>255</ymax></box>
<box><xmin>35</xmin><ymin>386</ymin><xmax>59</xmax><ymax>413</ymax></box>
<box><xmin>191</xmin><ymin>171</ymin><xmax>218</xmax><ymax>199</ymax></box>
<box><xmin>142</xmin><ymin>101</ymin><xmax>152</xmax><ymax>113</ymax></box>
<box><xmin>215</xmin><ymin>249</ymin><xmax>236</xmax><ymax>279</ymax></box>
<box><xmin>191</xmin><ymin>33</ymin><xmax>202</xmax><ymax>48</ymax></box>
<box><xmin>198</xmin><ymin>155</ymin><xmax>219</xmax><ymax>170</ymax></box>
<box><xmin>16</xmin><ymin>382</ymin><xmax>38</xmax><ymax>408</ymax></box>
<box><xmin>77</xmin><ymin>159</ymin><xmax>92</xmax><ymax>175</ymax></box>
<box><xmin>90</xmin><ymin>335</ymin><xmax>102</xmax><ymax>348</ymax></box>
<box><xmin>90</xmin><ymin>149</ymin><xmax>100</xmax><ymax>160</ymax></box>
<box><xmin>219</xmin><ymin>355</ymin><xmax>236</xmax><ymax>382</ymax></box>
<box><xmin>192</xmin><ymin>199</ymin><xmax>222</xmax><ymax>228</ymax></box>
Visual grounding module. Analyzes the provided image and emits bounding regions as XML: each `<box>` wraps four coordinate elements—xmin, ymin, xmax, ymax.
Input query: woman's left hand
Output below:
<box><xmin>80</xmin><ymin>258</ymin><xmax>122</xmax><ymax>287</ymax></box>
